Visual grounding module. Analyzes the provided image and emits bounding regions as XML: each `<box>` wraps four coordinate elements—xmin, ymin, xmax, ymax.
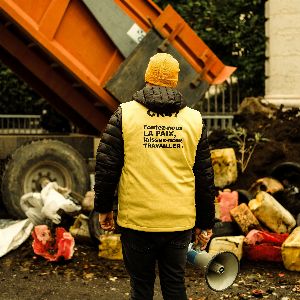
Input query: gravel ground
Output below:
<box><xmin>0</xmin><ymin>240</ymin><xmax>299</xmax><ymax>300</ymax></box>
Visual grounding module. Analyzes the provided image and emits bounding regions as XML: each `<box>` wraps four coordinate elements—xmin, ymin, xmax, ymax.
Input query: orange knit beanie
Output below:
<box><xmin>145</xmin><ymin>53</ymin><xmax>180</xmax><ymax>88</ymax></box>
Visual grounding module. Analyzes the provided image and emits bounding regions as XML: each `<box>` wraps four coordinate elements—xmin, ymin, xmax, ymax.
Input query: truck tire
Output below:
<box><xmin>1</xmin><ymin>139</ymin><xmax>90</xmax><ymax>219</ymax></box>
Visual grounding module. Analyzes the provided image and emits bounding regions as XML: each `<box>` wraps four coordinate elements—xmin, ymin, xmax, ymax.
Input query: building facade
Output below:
<box><xmin>265</xmin><ymin>0</ymin><xmax>300</xmax><ymax>106</ymax></box>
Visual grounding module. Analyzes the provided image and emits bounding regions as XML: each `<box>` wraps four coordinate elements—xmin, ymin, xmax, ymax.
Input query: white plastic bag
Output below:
<box><xmin>20</xmin><ymin>182</ymin><xmax>81</xmax><ymax>225</ymax></box>
<box><xmin>0</xmin><ymin>218</ymin><xmax>33</xmax><ymax>257</ymax></box>
<box><xmin>41</xmin><ymin>182</ymin><xmax>81</xmax><ymax>224</ymax></box>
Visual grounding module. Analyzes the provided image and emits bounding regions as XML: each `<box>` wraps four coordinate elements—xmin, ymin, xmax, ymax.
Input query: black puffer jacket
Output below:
<box><xmin>94</xmin><ymin>85</ymin><xmax>215</xmax><ymax>229</ymax></box>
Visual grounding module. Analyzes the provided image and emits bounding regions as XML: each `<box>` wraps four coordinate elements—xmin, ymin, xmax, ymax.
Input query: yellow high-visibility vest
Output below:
<box><xmin>117</xmin><ymin>100</ymin><xmax>203</xmax><ymax>232</ymax></box>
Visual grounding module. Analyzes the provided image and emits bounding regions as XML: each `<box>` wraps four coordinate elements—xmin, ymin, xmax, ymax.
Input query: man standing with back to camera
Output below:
<box><xmin>94</xmin><ymin>53</ymin><xmax>215</xmax><ymax>300</ymax></box>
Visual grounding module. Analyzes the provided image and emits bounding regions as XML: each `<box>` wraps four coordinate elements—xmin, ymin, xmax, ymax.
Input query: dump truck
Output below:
<box><xmin>0</xmin><ymin>0</ymin><xmax>236</xmax><ymax>219</ymax></box>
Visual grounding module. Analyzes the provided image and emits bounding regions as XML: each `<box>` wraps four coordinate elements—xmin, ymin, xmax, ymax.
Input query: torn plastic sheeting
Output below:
<box><xmin>21</xmin><ymin>181</ymin><xmax>81</xmax><ymax>225</ymax></box>
<box><xmin>243</xmin><ymin>229</ymin><xmax>289</xmax><ymax>262</ymax></box>
<box><xmin>215</xmin><ymin>189</ymin><xmax>238</xmax><ymax>222</ymax></box>
<box><xmin>32</xmin><ymin>225</ymin><xmax>75</xmax><ymax>261</ymax></box>
<box><xmin>0</xmin><ymin>218</ymin><xmax>34</xmax><ymax>258</ymax></box>
<box><xmin>20</xmin><ymin>192</ymin><xmax>45</xmax><ymax>225</ymax></box>
<box><xmin>40</xmin><ymin>181</ymin><xmax>81</xmax><ymax>224</ymax></box>
<box><xmin>245</xmin><ymin>229</ymin><xmax>289</xmax><ymax>245</ymax></box>
<box><xmin>0</xmin><ymin>181</ymin><xmax>80</xmax><ymax>258</ymax></box>
<box><xmin>244</xmin><ymin>244</ymin><xmax>283</xmax><ymax>262</ymax></box>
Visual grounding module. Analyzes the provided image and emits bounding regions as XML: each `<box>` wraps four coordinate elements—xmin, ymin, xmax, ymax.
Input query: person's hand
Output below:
<box><xmin>99</xmin><ymin>211</ymin><xmax>115</xmax><ymax>231</ymax></box>
<box><xmin>194</xmin><ymin>228</ymin><xmax>213</xmax><ymax>250</ymax></box>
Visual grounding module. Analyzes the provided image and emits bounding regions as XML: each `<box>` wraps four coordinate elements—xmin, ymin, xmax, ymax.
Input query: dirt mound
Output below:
<box><xmin>209</xmin><ymin>100</ymin><xmax>300</xmax><ymax>190</ymax></box>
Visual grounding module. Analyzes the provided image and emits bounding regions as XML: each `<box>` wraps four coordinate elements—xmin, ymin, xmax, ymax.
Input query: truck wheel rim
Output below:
<box><xmin>23</xmin><ymin>160</ymin><xmax>72</xmax><ymax>193</ymax></box>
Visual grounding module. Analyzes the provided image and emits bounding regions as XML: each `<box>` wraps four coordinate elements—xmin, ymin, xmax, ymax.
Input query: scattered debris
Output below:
<box><xmin>1</xmin><ymin>103</ymin><xmax>300</xmax><ymax>298</ymax></box>
<box><xmin>32</xmin><ymin>225</ymin><xmax>75</xmax><ymax>261</ymax></box>
<box><xmin>252</xmin><ymin>289</ymin><xmax>265</xmax><ymax>298</ymax></box>
<box><xmin>249</xmin><ymin>191</ymin><xmax>296</xmax><ymax>233</ymax></box>
<box><xmin>209</xmin><ymin>235</ymin><xmax>245</xmax><ymax>261</ymax></box>
<box><xmin>243</xmin><ymin>230</ymin><xmax>288</xmax><ymax>262</ymax></box>
<box><xmin>81</xmin><ymin>191</ymin><xmax>95</xmax><ymax>212</ymax></box>
<box><xmin>0</xmin><ymin>180</ymin><xmax>83</xmax><ymax>258</ymax></box>
<box><xmin>292</xmin><ymin>285</ymin><xmax>300</xmax><ymax>293</ymax></box>
<box><xmin>40</xmin><ymin>181</ymin><xmax>81</xmax><ymax>224</ymax></box>
<box><xmin>0</xmin><ymin>219</ymin><xmax>33</xmax><ymax>257</ymax></box>
<box><xmin>210</xmin><ymin>148</ymin><xmax>238</xmax><ymax>188</ymax></box>
<box><xmin>69</xmin><ymin>214</ymin><xmax>91</xmax><ymax>243</ymax></box>
<box><xmin>230</xmin><ymin>203</ymin><xmax>262</xmax><ymax>234</ymax></box>
<box><xmin>99</xmin><ymin>234</ymin><xmax>123</xmax><ymax>260</ymax></box>
<box><xmin>215</xmin><ymin>189</ymin><xmax>238</xmax><ymax>222</ymax></box>
<box><xmin>249</xmin><ymin>177</ymin><xmax>284</xmax><ymax>196</ymax></box>
<box><xmin>281</xmin><ymin>226</ymin><xmax>300</xmax><ymax>271</ymax></box>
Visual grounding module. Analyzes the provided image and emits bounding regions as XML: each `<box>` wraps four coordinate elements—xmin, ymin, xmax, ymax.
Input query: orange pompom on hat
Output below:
<box><xmin>145</xmin><ymin>53</ymin><xmax>180</xmax><ymax>88</ymax></box>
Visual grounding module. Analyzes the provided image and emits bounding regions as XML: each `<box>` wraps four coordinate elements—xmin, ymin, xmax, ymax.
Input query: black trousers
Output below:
<box><xmin>119</xmin><ymin>227</ymin><xmax>192</xmax><ymax>300</ymax></box>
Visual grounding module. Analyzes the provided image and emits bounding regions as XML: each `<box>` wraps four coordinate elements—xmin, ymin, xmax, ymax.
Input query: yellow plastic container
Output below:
<box><xmin>230</xmin><ymin>203</ymin><xmax>262</xmax><ymax>235</ymax></box>
<box><xmin>281</xmin><ymin>226</ymin><xmax>300</xmax><ymax>271</ymax></box>
<box><xmin>69</xmin><ymin>214</ymin><xmax>91</xmax><ymax>242</ymax></box>
<box><xmin>209</xmin><ymin>235</ymin><xmax>245</xmax><ymax>261</ymax></box>
<box><xmin>210</xmin><ymin>148</ymin><xmax>238</xmax><ymax>188</ymax></box>
<box><xmin>99</xmin><ymin>234</ymin><xmax>123</xmax><ymax>260</ymax></box>
<box><xmin>249</xmin><ymin>191</ymin><xmax>296</xmax><ymax>233</ymax></box>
